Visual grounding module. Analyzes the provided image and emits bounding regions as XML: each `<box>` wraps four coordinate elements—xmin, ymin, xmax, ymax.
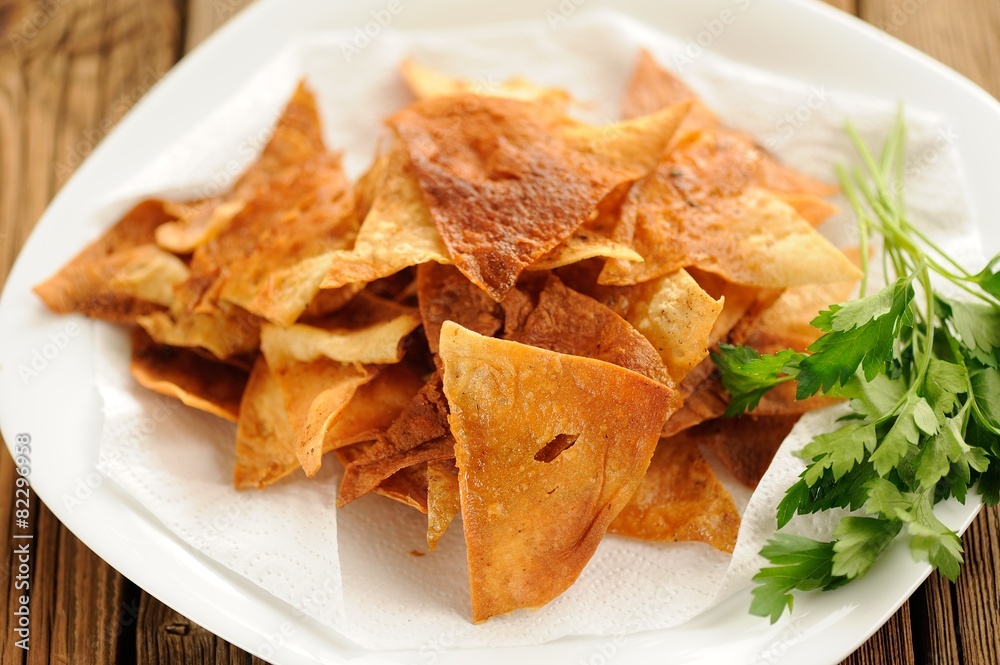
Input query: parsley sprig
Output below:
<box><xmin>713</xmin><ymin>110</ymin><xmax>1000</xmax><ymax>623</ymax></box>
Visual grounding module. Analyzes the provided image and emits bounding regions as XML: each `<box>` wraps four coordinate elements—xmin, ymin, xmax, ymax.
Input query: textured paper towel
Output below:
<box><xmin>94</xmin><ymin>9</ymin><xmax>984</xmax><ymax>650</ymax></box>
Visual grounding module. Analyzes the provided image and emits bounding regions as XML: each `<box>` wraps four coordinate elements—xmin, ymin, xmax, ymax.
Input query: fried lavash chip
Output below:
<box><xmin>33</xmin><ymin>61</ymin><xmax>861</xmax><ymax>623</ymax></box>
<box><xmin>34</xmin><ymin>200</ymin><xmax>185</xmax><ymax>323</ymax></box>
<box><xmin>439</xmin><ymin>322</ymin><xmax>679</xmax><ymax>621</ymax></box>
<box><xmin>389</xmin><ymin>94</ymin><xmax>690</xmax><ymax>301</ymax></box>
<box><xmin>130</xmin><ymin>328</ymin><xmax>248</xmax><ymax>422</ymax></box>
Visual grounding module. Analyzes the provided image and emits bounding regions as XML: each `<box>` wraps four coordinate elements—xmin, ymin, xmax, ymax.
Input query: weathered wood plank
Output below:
<box><xmin>954</xmin><ymin>508</ymin><xmax>1000</xmax><ymax>664</ymax></box>
<box><xmin>822</xmin><ymin>0</ymin><xmax>858</xmax><ymax>14</ymax></box>
<box><xmin>844</xmin><ymin>602</ymin><xmax>916</xmax><ymax>665</ymax></box>
<box><xmin>909</xmin><ymin>573</ymin><xmax>962</xmax><ymax>665</ymax></box>
<box><xmin>859</xmin><ymin>0</ymin><xmax>1000</xmax><ymax>98</ymax></box>
<box><xmin>23</xmin><ymin>504</ymin><xmax>129</xmax><ymax>665</ymax></box>
<box><xmin>136</xmin><ymin>597</ymin><xmax>251</xmax><ymax>665</ymax></box>
<box><xmin>0</xmin><ymin>1</ymin><xmax>182</xmax><ymax>664</ymax></box>
<box><xmin>1</xmin><ymin>446</ymin><xmax>25</xmax><ymax>665</ymax></box>
<box><xmin>184</xmin><ymin>0</ymin><xmax>253</xmax><ymax>53</ymax></box>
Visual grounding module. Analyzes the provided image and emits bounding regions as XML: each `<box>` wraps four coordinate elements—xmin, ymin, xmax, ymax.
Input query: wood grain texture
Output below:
<box><xmin>0</xmin><ymin>0</ymin><xmax>997</xmax><ymax>664</ymax></box>
<box><xmin>860</xmin><ymin>0</ymin><xmax>1000</xmax><ymax>98</ymax></box>
<box><xmin>0</xmin><ymin>1</ymin><xmax>181</xmax><ymax>665</ymax></box>
<box><xmin>184</xmin><ymin>0</ymin><xmax>253</xmax><ymax>52</ymax></box>
<box><xmin>136</xmin><ymin>598</ymin><xmax>249</xmax><ymax>665</ymax></box>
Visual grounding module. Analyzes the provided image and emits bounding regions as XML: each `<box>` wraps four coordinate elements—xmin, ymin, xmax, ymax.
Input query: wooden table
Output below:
<box><xmin>1</xmin><ymin>0</ymin><xmax>997</xmax><ymax>662</ymax></box>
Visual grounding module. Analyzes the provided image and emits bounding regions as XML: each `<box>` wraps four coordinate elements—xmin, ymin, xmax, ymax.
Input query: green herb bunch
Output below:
<box><xmin>713</xmin><ymin>111</ymin><xmax>1000</xmax><ymax>623</ymax></box>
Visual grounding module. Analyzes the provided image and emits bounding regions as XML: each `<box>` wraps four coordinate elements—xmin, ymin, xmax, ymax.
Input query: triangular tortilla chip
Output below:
<box><xmin>212</xmin><ymin>152</ymin><xmax>359</xmax><ymax>325</ymax></box>
<box><xmin>137</xmin><ymin>300</ymin><xmax>262</xmax><ymax>360</ymax></box>
<box><xmin>620</xmin><ymin>49</ymin><xmax>836</xmax><ymax>199</ymax></box>
<box><xmin>559</xmin><ymin>261</ymin><xmax>723</xmax><ymax>383</ymax></box>
<box><xmin>129</xmin><ymin>329</ymin><xmax>247</xmax><ymax>422</ymax></box>
<box><xmin>156</xmin><ymin>81</ymin><xmax>328</xmax><ymax>253</ymax></box>
<box><xmin>620</xmin><ymin>49</ymin><xmax>716</xmax><ymax>129</ymax></box>
<box><xmin>337</xmin><ymin>372</ymin><xmax>452</xmax><ymax>506</ymax></box>
<box><xmin>439</xmin><ymin>322</ymin><xmax>677</xmax><ymax>621</ymax></box>
<box><xmin>260</xmin><ymin>292</ymin><xmax>421</xmax><ymax>366</ymax></box>
<box><xmin>527</xmin><ymin>228</ymin><xmax>643</xmax><ymax>271</ymax></box>
<box><xmin>260</xmin><ymin>320</ymin><xmax>380</xmax><ymax>477</ymax></box>
<box><xmin>427</xmin><ymin>458</ymin><xmax>461</xmax><ymax>550</ymax></box>
<box><xmin>104</xmin><ymin>245</ymin><xmax>190</xmax><ymax>307</ymax></box>
<box><xmin>334</xmin><ymin>441</ymin><xmax>433</xmax><ymax>513</ymax></box>
<box><xmin>508</xmin><ymin>274</ymin><xmax>675</xmax><ymax>388</ymax></box>
<box><xmin>687</xmin><ymin>268</ymin><xmax>783</xmax><ymax>348</ymax></box>
<box><xmin>235</xmin><ymin>358</ymin><xmax>425</xmax><ymax>489</ymax></box>
<box><xmin>400</xmin><ymin>59</ymin><xmax>572</xmax><ymax>108</ymax></box>
<box><xmin>322</xmin><ymin>143</ymin><xmax>452</xmax><ymax>290</ymax></box>
<box><xmin>598</xmin><ymin>129</ymin><xmax>858</xmax><ymax>287</ymax></box>
<box><xmin>34</xmin><ymin>200</ymin><xmax>180</xmax><ymax>323</ymax></box>
<box><xmin>273</xmin><ymin>356</ymin><xmax>373</xmax><ymax>477</ymax></box>
<box><xmin>417</xmin><ymin>263</ymin><xmax>505</xmax><ymax>355</ymax></box>
<box><xmin>234</xmin><ymin>357</ymin><xmax>297</xmax><ymax>489</ymax></box>
<box><xmin>389</xmin><ymin>95</ymin><xmax>688</xmax><ymax>300</ymax></box>
<box><xmin>609</xmin><ymin>432</ymin><xmax>741</xmax><ymax>553</ymax></box>
<box><xmin>696</xmin><ymin>414</ymin><xmax>802</xmax><ymax>489</ymax></box>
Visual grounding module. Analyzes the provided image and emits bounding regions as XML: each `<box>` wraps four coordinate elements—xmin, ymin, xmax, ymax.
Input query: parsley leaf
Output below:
<box><xmin>712</xmin><ymin>345</ymin><xmax>804</xmax><ymax>417</ymax></box>
<box><xmin>831</xmin><ymin>517</ymin><xmax>902</xmax><ymax>578</ymax></box>
<box><xmin>972</xmin><ymin>253</ymin><xmax>1000</xmax><ymax>300</ymax></box>
<box><xmin>943</xmin><ymin>298</ymin><xmax>1000</xmax><ymax>357</ymax></box>
<box><xmin>795</xmin><ymin>279</ymin><xmax>914</xmax><ymax>398</ymax></box>
<box><xmin>750</xmin><ymin>535</ymin><xmax>845</xmax><ymax>624</ymax></box>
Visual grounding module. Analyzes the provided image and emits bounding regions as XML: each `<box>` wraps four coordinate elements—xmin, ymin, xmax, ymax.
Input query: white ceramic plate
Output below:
<box><xmin>1</xmin><ymin>1</ymin><xmax>997</xmax><ymax>663</ymax></box>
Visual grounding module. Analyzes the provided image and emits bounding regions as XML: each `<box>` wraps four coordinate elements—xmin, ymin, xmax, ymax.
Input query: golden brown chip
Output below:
<box><xmin>141</xmin><ymin>148</ymin><xmax>357</xmax><ymax>355</ymax></box>
<box><xmin>261</xmin><ymin>311</ymin><xmax>399</xmax><ymax>476</ymax></box>
<box><xmin>212</xmin><ymin>153</ymin><xmax>359</xmax><ymax>325</ymax></box>
<box><xmin>439</xmin><ymin>322</ymin><xmax>677</xmax><ymax>621</ymax></box>
<box><xmin>732</xmin><ymin>260</ymin><xmax>860</xmax><ymax>354</ymax></box>
<box><xmin>334</xmin><ymin>441</ymin><xmax>432</xmax><ymax>513</ymax></box>
<box><xmin>508</xmin><ymin>274</ymin><xmax>675</xmax><ymax>388</ymax></box>
<box><xmin>321</xmin><ymin>143</ymin><xmax>452</xmax><ymax>290</ymax></box>
<box><xmin>608</xmin><ymin>432</ymin><xmax>741</xmax><ymax>553</ymax></box>
<box><xmin>400</xmin><ymin>59</ymin><xmax>572</xmax><ymax>108</ymax></box>
<box><xmin>137</xmin><ymin>300</ymin><xmax>262</xmax><ymax>360</ymax></box>
<box><xmin>235</xmin><ymin>359</ymin><xmax>425</xmax><ymax>489</ymax></box>
<box><xmin>337</xmin><ymin>372</ymin><xmax>452</xmax><ymax>506</ymax></box>
<box><xmin>417</xmin><ymin>263</ymin><xmax>504</xmax><ymax>355</ymax></box>
<box><xmin>104</xmin><ymin>244</ymin><xmax>190</xmax><ymax>307</ymax></box>
<box><xmin>688</xmin><ymin>268</ymin><xmax>782</xmax><ymax>348</ymax></box>
<box><xmin>389</xmin><ymin>96</ymin><xmax>688</xmax><ymax>300</ymax></box>
<box><xmin>620</xmin><ymin>49</ymin><xmax>707</xmax><ymax>125</ymax></box>
<box><xmin>598</xmin><ymin>132</ymin><xmax>859</xmax><ymax>287</ymax></box>
<box><xmin>527</xmin><ymin>228</ymin><xmax>643</xmax><ymax>271</ymax></box>
<box><xmin>427</xmin><ymin>458</ymin><xmax>461</xmax><ymax>550</ymax></box>
<box><xmin>270</xmin><ymin>356</ymin><xmax>374</xmax><ymax>477</ymax></box>
<box><xmin>661</xmin><ymin>260</ymin><xmax>858</xmax><ymax>437</ymax></box>
<box><xmin>620</xmin><ymin>49</ymin><xmax>836</xmax><ymax>199</ymax></box>
<box><xmin>156</xmin><ymin>81</ymin><xmax>328</xmax><ymax>253</ymax></box>
<box><xmin>129</xmin><ymin>329</ymin><xmax>247</xmax><ymax>422</ymax></box>
<box><xmin>260</xmin><ymin>292</ymin><xmax>421</xmax><ymax>366</ymax></box>
<box><xmin>696</xmin><ymin>414</ymin><xmax>802</xmax><ymax>489</ymax></box>
<box><xmin>34</xmin><ymin>200</ymin><xmax>179</xmax><ymax>323</ymax></box>
<box><xmin>560</xmin><ymin>261</ymin><xmax>723</xmax><ymax>383</ymax></box>
<box><xmin>234</xmin><ymin>357</ymin><xmax>297</xmax><ymax>489</ymax></box>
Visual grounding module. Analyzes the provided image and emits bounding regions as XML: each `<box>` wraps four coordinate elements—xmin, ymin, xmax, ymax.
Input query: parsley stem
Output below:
<box><xmin>837</xmin><ymin>164</ymin><xmax>870</xmax><ymax>297</ymax></box>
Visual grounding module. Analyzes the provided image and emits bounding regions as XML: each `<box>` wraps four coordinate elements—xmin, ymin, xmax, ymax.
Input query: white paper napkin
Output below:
<box><xmin>93</xmin><ymin>8</ymin><xmax>984</xmax><ymax>649</ymax></box>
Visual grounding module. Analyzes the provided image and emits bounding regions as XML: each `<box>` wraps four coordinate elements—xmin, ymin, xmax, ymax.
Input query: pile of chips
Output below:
<box><xmin>36</xmin><ymin>51</ymin><xmax>861</xmax><ymax>622</ymax></box>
